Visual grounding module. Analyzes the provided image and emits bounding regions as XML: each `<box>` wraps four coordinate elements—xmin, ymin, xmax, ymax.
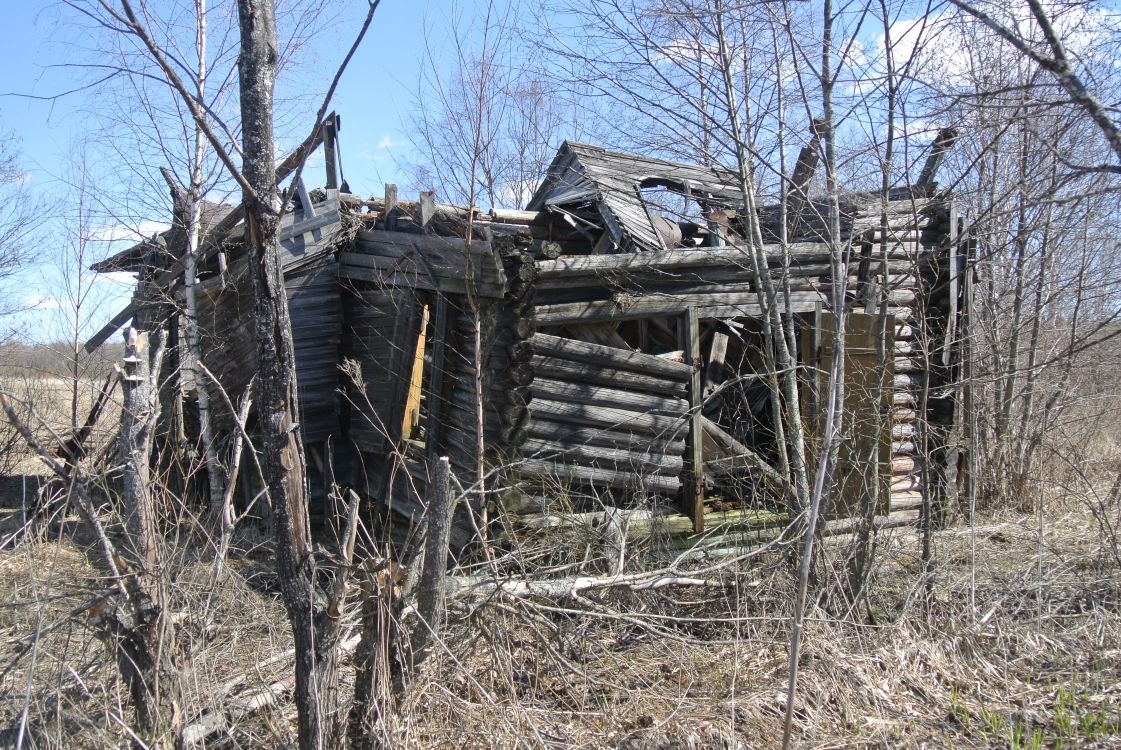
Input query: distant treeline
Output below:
<box><xmin>0</xmin><ymin>341</ymin><xmax>125</xmax><ymax>380</ymax></box>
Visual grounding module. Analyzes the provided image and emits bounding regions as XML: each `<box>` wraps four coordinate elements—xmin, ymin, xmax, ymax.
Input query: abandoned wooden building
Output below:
<box><xmin>90</xmin><ymin>118</ymin><xmax>969</xmax><ymax>553</ymax></box>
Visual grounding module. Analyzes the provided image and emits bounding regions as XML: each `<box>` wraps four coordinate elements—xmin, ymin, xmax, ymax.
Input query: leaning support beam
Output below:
<box><xmin>681</xmin><ymin>307</ymin><xmax>705</xmax><ymax>533</ymax></box>
<box><xmin>916</xmin><ymin>127</ymin><xmax>959</xmax><ymax>194</ymax></box>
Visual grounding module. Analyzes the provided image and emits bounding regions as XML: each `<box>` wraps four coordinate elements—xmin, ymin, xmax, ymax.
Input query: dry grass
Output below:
<box><xmin>0</xmin><ymin>491</ymin><xmax>1118</xmax><ymax>748</ymax></box>
<box><xmin>371</xmin><ymin>505</ymin><xmax>1119</xmax><ymax>750</ymax></box>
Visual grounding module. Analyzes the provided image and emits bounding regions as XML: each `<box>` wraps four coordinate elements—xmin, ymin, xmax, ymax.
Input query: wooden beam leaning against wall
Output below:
<box><xmin>680</xmin><ymin>307</ymin><xmax>705</xmax><ymax>533</ymax></box>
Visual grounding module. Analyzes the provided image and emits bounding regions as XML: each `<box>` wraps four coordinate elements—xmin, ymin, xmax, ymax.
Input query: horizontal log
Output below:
<box><xmin>534</xmin><ymin>242</ymin><xmax>925</xmax><ymax>280</ymax></box>
<box><xmin>892</xmin><ymin>457</ymin><xmax>916</xmax><ymax>474</ymax></box>
<box><xmin>531</xmin><ymin>377</ymin><xmax>687</xmax><ymax>416</ymax></box>
<box><xmin>520</xmin><ymin>438</ymin><xmax>683</xmax><ymax>476</ymax></box>
<box><xmin>536</xmin><ymin>291</ymin><xmax>825</xmax><ymax>325</ymax></box>
<box><xmin>532</xmin><ymin>355</ymin><xmax>688</xmax><ymax>397</ymax></box>
<box><xmin>525</xmin><ymin>418</ymin><xmax>685</xmax><ymax>454</ymax></box>
<box><xmin>531</xmin><ymin>333</ymin><xmax>691</xmax><ymax>379</ymax></box>
<box><xmin>528</xmin><ymin>398</ymin><xmax>688</xmax><ymax>439</ymax></box>
<box><xmin>517</xmin><ymin>459</ymin><xmax>682</xmax><ymax>494</ymax></box>
<box><xmin>892</xmin><ymin>424</ymin><xmax>915</xmax><ymax>440</ymax></box>
<box><xmin>534</xmin><ymin>262</ymin><xmax>918</xmax><ymax>294</ymax></box>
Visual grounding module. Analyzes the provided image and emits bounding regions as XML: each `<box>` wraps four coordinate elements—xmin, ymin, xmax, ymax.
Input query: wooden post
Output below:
<box><xmin>704</xmin><ymin>327</ymin><xmax>729</xmax><ymax>392</ymax></box>
<box><xmin>682</xmin><ymin>307</ymin><xmax>705</xmax><ymax>532</ymax></box>
<box><xmin>323</xmin><ymin>113</ymin><xmax>339</xmax><ymax>191</ymax></box>
<box><xmin>384</xmin><ymin>183</ymin><xmax>398</xmax><ymax>231</ymax></box>
<box><xmin>420</xmin><ymin>190</ymin><xmax>436</xmax><ymax>233</ymax></box>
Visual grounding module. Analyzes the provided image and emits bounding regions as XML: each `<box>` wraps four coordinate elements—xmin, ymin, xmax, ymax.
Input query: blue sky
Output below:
<box><xmin>0</xmin><ymin>0</ymin><xmax>464</xmax><ymax>342</ymax></box>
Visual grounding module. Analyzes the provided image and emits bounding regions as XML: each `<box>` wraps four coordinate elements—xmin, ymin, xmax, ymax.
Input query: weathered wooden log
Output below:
<box><xmin>536</xmin><ymin>291</ymin><xmax>825</xmax><ymax>325</ymax></box>
<box><xmin>892</xmin><ymin>457</ymin><xmax>916</xmax><ymax>474</ymax></box>
<box><xmin>531</xmin><ymin>377</ymin><xmax>686</xmax><ymax>416</ymax></box>
<box><xmin>517</xmin><ymin>459</ymin><xmax>682</xmax><ymax>494</ymax></box>
<box><xmin>891</xmin><ymin>423</ymin><xmax>916</xmax><ymax>440</ymax></box>
<box><xmin>534</xmin><ymin>243</ymin><xmax>904</xmax><ymax>279</ymax></box>
<box><xmin>520</xmin><ymin>438</ymin><xmax>684</xmax><ymax>476</ymax></box>
<box><xmin>525</xmin><ymin>419</ymin><xmax>685</xmax><ymax>454</ymax></box>
<box><xmin>701</xmin><ymin>417</ymin><xmax>786</xmax><ymax>489</ymax></box>
<box><xmin>893</xmin><ymin>373</ymin><xmax>924</xmax><ymax>389</ymax></box>
<box><xmin>532</xmin><ymin>355</ymin><xmax>688</xmax><ymax>397</ymax></box>
<box><xmin>528</xmin><ymin>398</ymin><xmax>687</xmax><ymax>437</ymax></box>
<box><xmin>892</xmin><ymin>407</ymin><xmax>917</xmax><ymax>423</ymax></box>
<box><xmin>534</xmin><ymin>261</ymin><xmax>917</xmax><ymax>294</ymax></box>
<box><xmin>531</xmin><ymin>333</ymin><xmax>691</xmax><ymax>380</ymax></box>
<box><xmin>508</xmin><ymin>340</ymin><xmax>534</xmax><ymax>363</ymax></box>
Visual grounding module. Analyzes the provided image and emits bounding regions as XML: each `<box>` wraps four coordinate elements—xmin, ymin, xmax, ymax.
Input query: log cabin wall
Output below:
<box><xmin>91</xmin><ymin>136</ymin><xmax>965</xmax><ymax>547</ymax></box>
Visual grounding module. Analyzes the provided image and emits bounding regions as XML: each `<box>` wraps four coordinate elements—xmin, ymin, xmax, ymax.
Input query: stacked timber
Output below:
<box><xmin>339</xmin><ymin>229</ymin><xmax>507</xmax><ymax>297</ymax></box>
<box><xmin>487</xmin><ymin>234</ymin><xmax>538</xmax><ymax>465</ymax></box>
<box><xmin>840</xmin><ymin>197</ymin><xmax>941</xmax><ymax>520</ymax></box>
<box><xmin>532</xmin><ymin>243</ymin><xmax>921</xmax><ymax>325</ymax></box>
<box><xmin>516</xmin><ymin>333</ymin><xmax>691</xmax><ymax>502</ymax></box>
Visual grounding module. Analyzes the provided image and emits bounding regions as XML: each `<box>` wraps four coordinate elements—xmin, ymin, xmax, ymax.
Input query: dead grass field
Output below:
<box><xmin>0</xmin><ymin>495</ymin><xmax>1117</xmax><ymax>749</ymax></box>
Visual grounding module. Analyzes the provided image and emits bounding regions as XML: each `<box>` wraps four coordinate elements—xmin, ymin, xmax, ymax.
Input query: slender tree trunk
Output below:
<box><xmin>183</xmin><ymin>0</ymin><xmax>228</xmax><ymax>525</ymax></box>
<box><xmin>234</xmin><ymin>1</ymin><xmax>340</xmax><ymax>747</ymax></box>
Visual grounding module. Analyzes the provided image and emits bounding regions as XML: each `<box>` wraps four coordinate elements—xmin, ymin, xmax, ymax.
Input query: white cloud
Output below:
<box><xmin>21</xmin><ymin>294</ymin><xmax>61</xmax><ymax>311</ymax></box>
<box><xmin>92</xmin><ymin>271</ymin><xmax>137</xmax><ymax>287</ymax></box>
<box><xmin>89</xmin><ymin>220</ymin><xmax>170</xmax><ymax>244</ymax></box>
<box><xmin>377</xmin><ymin>135</ymin><xmax>396</xmax><ymax>150</ymax></box>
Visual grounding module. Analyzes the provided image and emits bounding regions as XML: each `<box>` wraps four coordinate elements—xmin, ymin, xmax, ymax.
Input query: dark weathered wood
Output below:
<box><xmin>323</xmin><ymin>113</ymin><xmax>339</xmax><ymax>190</ymax></box>
<box><xmin>916</xmin><ymin>127</ymin><xmax>959</xmax><ymax>193</ymax></box>
<box><xmin>681</xmin><ymin>308</ymin><xmax>704</xmax><ymax>533</ymax></box>
<box><xmin>531</xmin><ymin>333</ymin><xmax>692</xmax><ymax>379</ymax></box>
<box><xmin>529</xmin><ymin>397</ymin><xmax>687</xmax><ymax>438</ymax></box>
<box><xmin>536</xmin><ymin>291</ymin><xmax>825</xmax><ymax>325</ymax></box>
<box><xmin>424</xmin><ymin>295</ymin><xmax>450</xmax><ymax>464</ymax></box>
<box><xmin>525</xmin><ymin>419</ymin><xmax>685</xmax><ymax>454</ymax></box>
<box><xmin>531</xmin><ymin>377</ymin><xmax>686</xmax><ymax>416</ymax></box>
<box><xmin>535</xmin><ymin>244</ymin><xmax>834</xmax><ymax>279</ymax></box>
<box><xmin>518</xmin><ymin>459</ymin><xmax>681</xmax><ymax>494</ymax></box>
<box><xmin>786</xmin><ymin>119</ymin><xmax>824</xmax><ymax>232</ymax></box>
<box><xmin>532</xmin><ymin>355</ymin><xmax>688</xmax><ymax>397</ymax></box>
<box><xmin>521</xmin><ymin>438</ymin><xmax>683</xmax><ymax>476</ymax></box>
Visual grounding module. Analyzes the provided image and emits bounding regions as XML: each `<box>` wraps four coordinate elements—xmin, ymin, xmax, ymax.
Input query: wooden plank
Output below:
<box><xmin>705</xmin><ymin>330</ymin><xmax>729</xmax><ymax>391</ymax></box>
<box><xmin>420</xmin><ymin>191</ymin><xmax>436</xmax><ymax>231</ymax></box>
<box><xmin>682</xmin><ymin>307</ymin><xmax>704</xmax><ymax>533</ymax></box>
<box><xmin>535</xmin><ymin>243</ymin><xmax>833</xmax><ymax>278</ymax></box>
<box><xmin>323</xmin><ymin>113</ymin><xmax>339</xmax><ymax>190</ymax></box>
<box><xmin>402</xmin><ymin>304</ymin><xmax>429</xmax><ymax>439</ymax></box>
<box><xmin>520</xmin><ymin>438</ymin><xmax>683</xmax><ymax>476</ymax></box>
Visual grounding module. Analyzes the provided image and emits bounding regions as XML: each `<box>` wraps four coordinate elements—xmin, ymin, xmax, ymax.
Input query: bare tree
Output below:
<box><xmin>0</xmin><ymin>137</ymin><xmax>44</xmax><ymax>344</ymax></box>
